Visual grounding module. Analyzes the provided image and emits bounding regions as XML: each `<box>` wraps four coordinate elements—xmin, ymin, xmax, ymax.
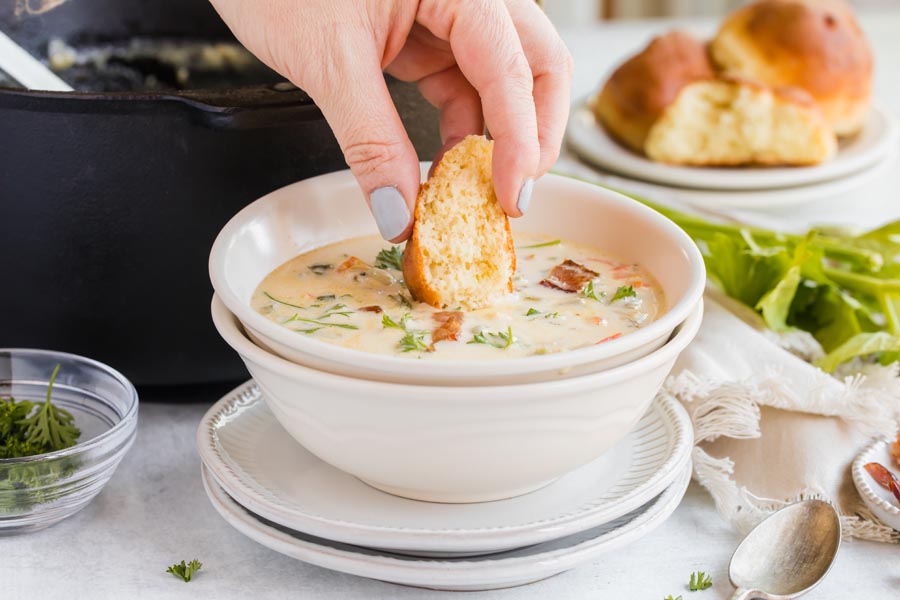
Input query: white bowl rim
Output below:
<box><xmin>211</xmin><ymin>293</ymin><xmax>703</xmax><ymax>396</ymax></box>
<box><xmin>209</xmin><ymin>168</ymin><xmax>706</xmax><ymax>378</ymax></box>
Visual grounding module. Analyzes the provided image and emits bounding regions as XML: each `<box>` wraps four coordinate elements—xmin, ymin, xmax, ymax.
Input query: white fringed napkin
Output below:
<box><xmin>664</xmin><ymin>290</ymin><xmax>900</xmax><ymax>542</ymax></box>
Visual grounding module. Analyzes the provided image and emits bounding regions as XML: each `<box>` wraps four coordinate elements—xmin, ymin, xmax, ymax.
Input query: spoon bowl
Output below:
<box><xmin>728</xmin><ymin>499</ymin><xmax>841</xmax><ymax>600</ymax></box>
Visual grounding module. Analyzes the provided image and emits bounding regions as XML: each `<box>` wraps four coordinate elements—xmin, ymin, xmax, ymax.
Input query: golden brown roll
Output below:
<box><xmin>593</xmin><ymin>31</ymin><xmax>715</xmax><ymax>153</ymax></box>
<box><xmin>711</xmin><ymin>0</ymin><xmax>873</xmax><ymax>136</ymax></box>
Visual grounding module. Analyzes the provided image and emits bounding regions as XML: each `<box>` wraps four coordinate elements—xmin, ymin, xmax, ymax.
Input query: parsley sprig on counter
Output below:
<box><xmin>167</xmin><ymin>559</ymin><xmax>202</xmax><ymax>583</ymax></box>
<box><xmin>689</xmin><ymin>571</ymin><xmax>712</xmax><ymax>591</ymax></box>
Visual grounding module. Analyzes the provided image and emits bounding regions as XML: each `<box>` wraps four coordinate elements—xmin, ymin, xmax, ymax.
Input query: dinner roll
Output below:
<box><xmin>711</xmin><ymin>0</ymin><xmax>873</xmax><ymax>136</ymax></box>
<box><xmin>593</xmin><ymin>31</ymin><xmax>715</xmax><ymax>153</ymax></box>
<box><xmin>402</xmin><ymin>135</ymin><xmax>515</xmax><ymax>310</ymax></box>
<box><xmin>645</xmin><ymin>78</ymin><xmax>837</xmax><ymax>165</ymax></box>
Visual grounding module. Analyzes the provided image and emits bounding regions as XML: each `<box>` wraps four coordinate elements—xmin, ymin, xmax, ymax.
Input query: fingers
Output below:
<box><xmin>416</xmin><ymin>65</ymin><xmax>485</xmax><ymax>175</ymax></box>
<box><xmin>505</xmin><ymin>0</ymin><xmax>574</xmax><ymax>175</ymax></box>
<box><xmin>307</xmin><ymin>33</ymin><xmax>421</xmax><ymax>243</ymax></box>
<box><xmin>417</xmin><ymin>0</ymin><xmax>540</xmax><ymax>217</ymax></box>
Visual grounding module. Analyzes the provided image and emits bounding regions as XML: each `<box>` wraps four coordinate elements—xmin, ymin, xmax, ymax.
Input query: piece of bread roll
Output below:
<box><xmin>402</xmin><ymin>135</ymin><xmax>515</xmax><ymax>311</ymax></box>
<box><xmin>593</xmin><ymin>31</ymin><xmax>715</xmax><ymax>153</ymax></box>
<box><xmin>711</xmin><ymin>0</ymin><xmax>872</xmax><ymax>136</ymax></box>
<box><xmin>645</xmin><ymin>78</ymin><xmax>837</xmax><ymax>166</ymax></box>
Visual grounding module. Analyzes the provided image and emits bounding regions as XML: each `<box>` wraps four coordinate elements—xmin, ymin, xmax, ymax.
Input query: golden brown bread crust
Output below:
<box><xmin>711</xmin><ymin>0</ymin><xmax>872</xmax><ymax>136</ymax></box>
<box><xmin>402</xmin><ymin>177</ymin><xmax>442</xmax><ymax>308</ymax></box>
<box><xmin>593</xmin><ymin>31</ymin><xmax>715</xmax><ymax>153</ymax></box>
<box><xmin>402</xmin><ymin>136</ymin><xmax>515</xmax><ymax>310</ymax></box>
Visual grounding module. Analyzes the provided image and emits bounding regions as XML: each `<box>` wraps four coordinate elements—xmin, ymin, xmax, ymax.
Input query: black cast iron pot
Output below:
<box><xmin>0</xmin><ymin>0</ymin><xmax>440</xmax><ymax>394</ymax></box>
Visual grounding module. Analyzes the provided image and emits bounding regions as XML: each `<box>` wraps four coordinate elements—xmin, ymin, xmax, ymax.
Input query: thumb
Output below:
<box><xmin>307</xmin><ymin>49</ymin><xmax>421</xmax><ymax>243</ymax></box>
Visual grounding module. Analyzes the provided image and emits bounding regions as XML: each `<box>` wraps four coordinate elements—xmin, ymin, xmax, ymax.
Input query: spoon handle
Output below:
<box><xmin>730</xmin><ymin>589</ymin><xmax>759</xmax><ymax>600</ymax></box>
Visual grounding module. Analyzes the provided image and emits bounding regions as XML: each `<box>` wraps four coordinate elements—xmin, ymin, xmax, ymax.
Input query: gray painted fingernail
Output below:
<box><xmin>370</xmin><ymin>186</ymin><xmax>410</xmax><ymax>240</ymax></box>
<box><xmin>517</xmin><ymin>178</ymin><xmax>535</xmax><ymax>215</ymax></box>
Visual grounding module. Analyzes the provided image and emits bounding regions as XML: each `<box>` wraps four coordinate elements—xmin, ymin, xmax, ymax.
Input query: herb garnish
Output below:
<box><xmin>2</xmin><ymin>364</ymin><xmax>79</xmax><ymax>456</ymax></box>
<box><xmin>285</xmin><ymin>303</ymin><xmax>358</xmax><ymax>334</ymax></box>
<box><xmin>664</xmin><ymin>596</ymin><xmax>683</xmax><ymax>600</ymax></box>
<box><xmin>582</xmin><ymin>280</ymin><xmax>606</xmax><ymax>302</ymax></box>
<box><xmin>0</xmin><ymin>365</ymin><xmax>82</xmax><ymax>512</ymax></box>
<box><xmin>375</xmin><ymin>246</ymin><xmax>404</xmax><ymax>270</ymax></box>
<box><xmin>398</xmin><ymin>331</ymin><xmax>430</xmax><ymax>352</ymax></box>
<box><xmin>382</xmin><ymin>313</ymin><xmax>411</xmax><ymax>330</ymax></box>
<box><xmin>521</xmin><ymin>239</ymin><xmax>561</xmax><ymax>249</ymax></box>
<box><xmin>389</xmin><ymin>293</ymin><xmax>413</xmax><ymax>310</ymax></box>
<box><xmin>468</xmin><ymin>326</ymin><xmax>515</xmax><ymax>349</ymax></box>
<box><xmin>689</xmin><ymin>571</ymin><xmax>712</xmax><ymax>591</ymax></box>
<box><xmin>610</xmin><ymin>285</ymin><xmax>637</xmax><ymax>303</ymax></box>
<box><xmin>167</xmin><ymin>559</ymin><xmax>202</xmax><ymax>583</ymax></box>
<box><xmin>308</xmin><ymin>263</ymin><xmax>333</xmax><ymax>275</ymax></box>
<box><xmin>525</xmin><ymin>308</ymin><xmax>559</xmax><ymax>319</ymax></box>
<box><xmin>263</xmin><ymin>291</ymin><xmax>307</xmax><ymax>311</ymax></box>
<box><xmin>382</xmin><ymin>313</ymin><xmax>429</xmax><ymax>352</ymax></box>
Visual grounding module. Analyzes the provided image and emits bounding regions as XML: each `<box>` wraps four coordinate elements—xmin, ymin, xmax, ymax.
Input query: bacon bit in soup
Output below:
<box><xmin>596</xmin><ymin>333</ymin><xmax>623</xmax><ymax>344</ymax></box>
<box><xmin>540</xmin><ymin>260</ymin><xmax>599</xmax><ymax>293</ymax></box>
<box><xmin>432</xmin><ymin>311</ymin><xmax>464</xmax><ymax>343</ymax></box>
<box><xmin>360</xmin><ymin>305</ymin><xmax>383</xmax><ymax>314</ymax></box>
<box><xmin>612</xmin><ymin>265</ymin><xmax>639</xmax><ymax>279</ymax></box>
<box><xmin>337</xmin><ymin>256</ymin><xmax>370</xmax><ymax>272</ymax></box>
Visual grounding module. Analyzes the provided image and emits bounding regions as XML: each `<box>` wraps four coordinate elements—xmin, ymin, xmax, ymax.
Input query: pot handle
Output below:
<box><xmin>166</xmin><ymin>82</ymin><xmax>321</xmax><ymax>130</ymax></box>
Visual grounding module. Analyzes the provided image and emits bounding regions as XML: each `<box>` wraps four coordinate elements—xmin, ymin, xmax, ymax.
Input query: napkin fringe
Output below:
<box><xmin>668</xmin><ymin>365</ymin><xmax>900</xmax><ymax>543</ymax></box>
<box><xmin>692</xmin><ymin>447</ymin><xmax>900</xmax><ymax>543</ymax></box>
<box><xmin>666</xmin><ymin>365</ymin><xmax>900</xmax><ymax>442</ymax></box>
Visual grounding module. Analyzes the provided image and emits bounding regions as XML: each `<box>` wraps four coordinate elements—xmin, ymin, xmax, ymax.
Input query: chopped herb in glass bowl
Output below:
<box><xmin>0</xmin><ymin>349</ymin><xmax>138</xmax><ymax>534</ymax></box>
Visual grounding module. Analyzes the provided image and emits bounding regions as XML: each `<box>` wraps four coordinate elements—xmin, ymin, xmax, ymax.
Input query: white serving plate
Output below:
<box><xmin>566</xmin><ymin>98</ymin><xmax>899</xmax><ymax>192</ymax></box>
<box><xmin>209</xmin><ymin>167</ymin><xmax>705</xmax><ymax>386</ymax></box>
<box><xmin>211</xmin><ymin>295</ymin><xmax>702</xmax><ymax>503</ymax></box>
<box><xmin>852</xmin><ymin>437</ymin><xmax>900</xmax><ymax>531</ymax></box>
<box><xmin>202</xmin><ymin>462</ymin><xmax>692</xmax><ymax>591</ymax></box>
<box><xmin>197</xmin><ymin>381</ymin><xmax>693</xmax><ymax>556</ymax></box>
<box><xmin>569</xmin><ymin>147</ymin><xmax>896</xmax><ymax>212</ymax></box>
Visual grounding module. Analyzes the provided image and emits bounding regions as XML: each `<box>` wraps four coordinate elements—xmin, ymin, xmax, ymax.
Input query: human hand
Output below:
<box><xmin>209</xmin><ymin>0</ymin><xmax>573</xmax><ymax>241</ymax></box>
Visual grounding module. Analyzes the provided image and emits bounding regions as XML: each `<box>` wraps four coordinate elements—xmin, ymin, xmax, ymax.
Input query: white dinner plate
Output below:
<box><xmin>566</xmin><ymin>97</ymin><xmax>899</xmax><ymax>192</ymax></box>
<box><xmin>197</xmin><ymin>381</ymin><xmax>693</xmax><ymax>556</ymax></box>
<box><xmin>202</xmin><ymin>462</ymin><xmax>692</xmax><ymax>591</ymax></box>
<box><xmin>559</xmin><ymin>147</ymin><xmax>896</xmax><ymax>212</ymax></box>
<box><xmin>851</xmin><ymin>437</ymin><xmax>900</xmax><ymax>531</ymax></box>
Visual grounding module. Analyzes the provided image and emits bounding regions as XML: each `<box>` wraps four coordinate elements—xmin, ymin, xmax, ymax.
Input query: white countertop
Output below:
<box><xmin>5</xmin><ymin>12</ymin><xmax>900</xmax><ymax>600</ymax></box>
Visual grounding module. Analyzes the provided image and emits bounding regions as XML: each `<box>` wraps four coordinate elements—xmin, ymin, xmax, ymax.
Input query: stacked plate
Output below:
<box><xmin>197</xmin><ymin>381</ymin><xmax>694</xmax><ymax>590</ymax></box>
<box><xmin>566</xmin><ymin>99</ymin><xmax>899</xmax><ymax>211</ymax></box>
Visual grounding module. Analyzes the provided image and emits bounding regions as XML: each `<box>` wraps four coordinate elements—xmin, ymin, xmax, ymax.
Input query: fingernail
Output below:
<box><xmin>517</xmin><ymin>178</ymin><xmax>535</xmax><ymax>215</ymax></box>
<box><xmin>370</xmin><ymin>186</ymin><xmax>411</xmax><ymax>240</ymax></box>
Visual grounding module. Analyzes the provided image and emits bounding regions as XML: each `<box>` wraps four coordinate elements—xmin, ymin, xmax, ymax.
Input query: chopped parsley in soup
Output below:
<box><xmin>251</xmin><ymin>234</ymin><xmax>664</xmax><ymax>358</ymax></box>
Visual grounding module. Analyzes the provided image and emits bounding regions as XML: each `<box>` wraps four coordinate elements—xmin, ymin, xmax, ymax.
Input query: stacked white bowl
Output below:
<box><xmin>209</xmin><ymin>168</ymin><xmax>705</xmax><ymax>504</ymax></box>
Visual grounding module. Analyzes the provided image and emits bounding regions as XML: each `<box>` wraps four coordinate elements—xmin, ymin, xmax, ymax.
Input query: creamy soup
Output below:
<box><xmin>251</xmin><ymin>235</ymin><xmax>664</xmax><ymax>359</ymax></box>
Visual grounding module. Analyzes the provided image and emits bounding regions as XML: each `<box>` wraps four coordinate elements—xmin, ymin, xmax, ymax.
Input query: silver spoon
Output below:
<box><xmin>729</xmin><ymin>499</ymin><xmax>841</xmax><ymax>600</ymax></box>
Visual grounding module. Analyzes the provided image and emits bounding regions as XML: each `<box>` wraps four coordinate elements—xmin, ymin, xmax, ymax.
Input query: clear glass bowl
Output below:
<box><xmin>0</xmin><ymin>349</ymin><xmax>138</xmax><ymax>534</ymax></box>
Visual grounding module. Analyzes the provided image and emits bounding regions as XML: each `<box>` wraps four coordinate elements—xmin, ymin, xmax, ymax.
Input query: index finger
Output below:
<box><xmin>417</xmin><ymin>0</ymin><xmax>540</xmax><ymax>217</ymax></box>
